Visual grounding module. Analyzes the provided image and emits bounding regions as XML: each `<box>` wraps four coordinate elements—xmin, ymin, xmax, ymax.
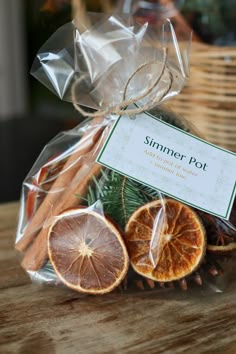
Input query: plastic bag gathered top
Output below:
<box><xmin>16</xmin><ymin>14</ymin><xmax>236</xmax><ymax>295</ymax></box>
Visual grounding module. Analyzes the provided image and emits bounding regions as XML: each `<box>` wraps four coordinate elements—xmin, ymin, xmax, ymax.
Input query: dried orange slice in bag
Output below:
<box><xmin>125</xmin><ymin>199</ymin><xmax>206</xmax><ymax>282</ymax></box>
<box><xmin>48</xmin><ymin>208</ymin><xmax>129</xmax><ymax>294</ymax></box>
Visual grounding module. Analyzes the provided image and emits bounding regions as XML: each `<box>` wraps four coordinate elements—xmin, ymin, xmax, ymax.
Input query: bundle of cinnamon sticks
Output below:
<box><xmin>16</xmin><ymin>117</ymin><xmax>110</xmax><ymax>271</ymax></box>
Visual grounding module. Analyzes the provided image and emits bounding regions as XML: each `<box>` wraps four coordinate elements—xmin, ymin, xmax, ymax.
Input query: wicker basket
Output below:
<box><xmin>169</xmin><ymin>43</ymin><xmax>236</xmax><ymax>152</ymax></box>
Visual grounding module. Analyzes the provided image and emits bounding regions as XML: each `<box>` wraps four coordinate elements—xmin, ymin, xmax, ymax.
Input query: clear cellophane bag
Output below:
<box><xmin>16</xmin><ymin>14</ymin><xmax>236</xmax><ymax>295</ymax></box>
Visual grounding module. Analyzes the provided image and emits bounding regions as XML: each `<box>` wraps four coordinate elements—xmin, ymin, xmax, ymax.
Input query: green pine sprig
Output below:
<box><xmin>86</xmin><ymin>170</ymin><xmax>160</xmax><ymax>228</ymax></box>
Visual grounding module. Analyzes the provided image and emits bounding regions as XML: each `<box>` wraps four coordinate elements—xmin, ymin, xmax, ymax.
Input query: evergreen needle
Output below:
<box><xmin>86</xmin><ymin>170</ymin><xmax>160</xmax><ymax>228</ymax></box>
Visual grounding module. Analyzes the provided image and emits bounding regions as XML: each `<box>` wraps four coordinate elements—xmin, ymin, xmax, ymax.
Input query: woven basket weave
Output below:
<box><xmin>169</xmin><ymin>43</ymin><xmax>236</xmax><ymax>152</ymax></box>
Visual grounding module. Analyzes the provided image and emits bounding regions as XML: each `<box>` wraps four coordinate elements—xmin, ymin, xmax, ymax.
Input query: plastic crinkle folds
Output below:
<box><xmin>16</xmin><ymin>13</ymin><xmax>236</xmax><ymax>295</ymax></box>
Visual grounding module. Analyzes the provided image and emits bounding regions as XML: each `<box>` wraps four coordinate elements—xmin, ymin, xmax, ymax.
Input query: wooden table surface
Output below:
<box><xmin>1</xmin><ymin>202</ymin><xmax>236</xmax><ymax>354</ymax></box>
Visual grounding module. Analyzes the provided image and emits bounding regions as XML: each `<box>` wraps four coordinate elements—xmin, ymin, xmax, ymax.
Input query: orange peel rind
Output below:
<box><xmin>125</xmin><ymin>199</ymin><xmax>206</xmax><ymax>282</ymax></box>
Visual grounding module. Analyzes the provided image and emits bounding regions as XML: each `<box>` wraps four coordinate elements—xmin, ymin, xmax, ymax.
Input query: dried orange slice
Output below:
<box><xmin>207</xmin><ymin>243</ymin><xmax>236</xmax><ymax>253</ymax></box>
<box><xmin>125</xmin><ymin>199</ymin><xmax>206</xmax><ymax>282</ymax></box>
<box><xmin>48</xmin><ymin>208</ymin><xmax>129</xmax><ymax>294</ymax></box>
<box><xmin>197</xmin><ymin>211</ymin><xmax>236</xmax><ymax>254</ymax></box>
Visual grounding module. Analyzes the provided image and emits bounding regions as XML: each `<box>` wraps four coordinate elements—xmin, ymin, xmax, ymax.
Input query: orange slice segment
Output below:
<box><xmin>48</xmin><ymin>208</ymin><xmax>129</xmax><ymax>294</ymax></box>
<box><xmin>125</xmin><ymin>199</ymin><xmax>206</xmax><ymax>282</ymax></box>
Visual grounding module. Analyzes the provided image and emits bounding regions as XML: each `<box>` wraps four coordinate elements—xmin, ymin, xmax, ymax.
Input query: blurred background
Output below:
<box><xmin>0</xmin><ymin>0</ymin><xmax>235</xmax><ymax>202</ymax></box>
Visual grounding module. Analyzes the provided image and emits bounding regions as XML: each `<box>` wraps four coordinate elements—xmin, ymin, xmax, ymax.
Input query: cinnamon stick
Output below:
<box><xmin>16</xmin><ymin>117</ymin><xmax>105</xmax><ymax>252</ymax></box>
<box><xmin>21</xmin><ymin>125</ymin><xmax>110</xmax><ymax>271</ymax></box>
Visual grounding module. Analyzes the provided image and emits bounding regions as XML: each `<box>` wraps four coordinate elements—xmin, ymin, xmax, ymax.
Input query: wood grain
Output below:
<box><xmin>0</xmin><ymin>202</ymin><xmax>236</xmax><ymax>354</ymax></box>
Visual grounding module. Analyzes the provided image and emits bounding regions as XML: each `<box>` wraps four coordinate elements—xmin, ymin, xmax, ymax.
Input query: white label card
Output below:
<box><xmin>97</xmin><ymin>112</ymin><xmax>236</xmax><ymax>220</ymax></box>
